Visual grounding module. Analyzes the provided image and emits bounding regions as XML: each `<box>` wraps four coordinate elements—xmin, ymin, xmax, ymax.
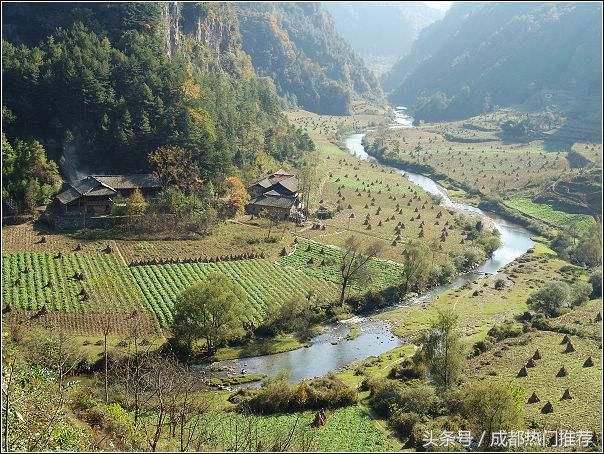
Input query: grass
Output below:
<box><xmin>213</xmin><ymin>334</ymin><xmax>307</xmax><ymax>361</ymax></box>
<box><xmin>376</xmin><ymin>245</ymin><xmax>582</xmax><ymax>344</ymax></box>
<box><xmin>365</xmin><ymin>114</ymin><xmax>574</xmax><ymax>199</ymax></box>
<box><xmin>503</xmin><ymin>198</ymin><xmax>595</xmax><ymax>235</ymax></box>
<box><xmin>466</xmin><ymin>329</ymin><xmax>601</xmax><ymax>432</ymax></box>
<box><xmin>294</xmin><ymin>142</ymin><xmax>473</xmax><ymax>265</ymax></box>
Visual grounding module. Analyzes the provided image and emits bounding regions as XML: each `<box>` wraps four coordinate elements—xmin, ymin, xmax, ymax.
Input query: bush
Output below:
<box><xmin>388</xmin><ymin>358</ymin><xmax>423</xmax><ymax>381</ymax></box>
<box><xmin>589</xmin><ymin>269</ymin><xmax>602</xmax><ymax>298</ymax></box>
<box><xmin>237</xmin><ymin>372</ymin><xmax>356</xmax><ymax>414</ymax></box>
<box><xmin>459</xmin><ymin>382</ymin><xmax>524</xmax><ymax>435</ymax></box>
<box><xmin>571</xmin><ymin>281</ymin><xmax>592</xmax><ymax>307</ymax></box>
<box><xmin>367</xmin><ymin>378</ymin><xmax>440</xmax><ymax>417</ymax></box>
<box><xmin>389</xmin><ymin>409</ymin><xmax>421</xmax><ymax>437</ymax></box>
<box><xmin>487</xmin><ymin>320</ymin><xmax>523</xmax><ymax>342</ymax></box>
<box><xmin>527</xmin><ymin>281</ymin><xmax>572</xmax><ymax>317</ymax></box>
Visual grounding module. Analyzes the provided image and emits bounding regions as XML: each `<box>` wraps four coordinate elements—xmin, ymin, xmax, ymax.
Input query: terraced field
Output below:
<box><xmin>129</xmin><ymin>259</ymin><xmax>338</xmax><ymax>326</ymax></box>
<box><xmin>278</xmin><ymin>239</ymin><xmax>403</xmax><ymax>291</ymax></box>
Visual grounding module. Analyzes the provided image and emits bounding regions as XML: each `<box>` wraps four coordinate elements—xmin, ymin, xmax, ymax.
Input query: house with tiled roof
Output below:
<box><xmin>246</xmin><ymin>169</ymin><xmax>303</xmax><ymax>220</ymax></box>
<box><xmin>54</xmin><ymin>174</ymin><xmax>162</xmax><ymax>216</ymax></box>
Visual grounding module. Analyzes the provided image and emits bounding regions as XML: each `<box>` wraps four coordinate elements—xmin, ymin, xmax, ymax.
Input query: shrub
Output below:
<box><xmin>389</xmin><ymin>409</ymin><xmax>421</xmax><ymax>438</ymax></box>
<box><xmin>388</xmin><ymin>358</ymin><xmax>423</xmax><ymax>381</ymax></box>
<box><xmin>237</xmin><ymin>373</ymin><xmax>356</xmax><ymax>414</ymax></box>
<box><xmin>367</xmin><ymin>378</ymin><xmax>440</xmax><ymax>418</ymax></box>
<box><xmin>571</xmin><ymin>281</ymin><xmax>592</xmax><ymax>307</ymax></box>
<box><xmin>460</xmin><ymin>382</ymin><xmax>524</xmax><ymax>436</ymax></box>
<box><xmin>589</xmin><ymin>269</ymin><xmax>602</xmax><ymax>298</ymax></box>
<box><xmin>527</xmin><ymin>281</ymin><xmax>572</xmax><ymax>317</ymax></box>
<box><xmin>487</xmin><ymin>320</ymin><xmax>523</xmax><ymax>342</ymax></box>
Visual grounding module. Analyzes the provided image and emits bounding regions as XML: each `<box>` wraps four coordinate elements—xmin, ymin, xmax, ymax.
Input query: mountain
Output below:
<box><xmin>235</xmin><ymin>2</ymin><xmax>382</xmax><ymax>115</ymax></box>
<box><xmin>383</xmin><ymin>2</ymin><xmax>602</xmax><ymax>134</ymax></box>
<box><xmin>2</xmin><ymin>2</ymin><xmax>315</xmax><ymax>187</ymax></box>
<box><xmin>323</xmin><ymin>2</ymin><xmax>444</xmax><ymax>75</ymax></box>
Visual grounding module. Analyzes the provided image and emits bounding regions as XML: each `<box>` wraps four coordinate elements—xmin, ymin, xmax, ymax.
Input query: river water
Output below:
<box><xmin>199</xmin><ymin>107</ymin><xmax>534</xmax><ymax>385</ymax></box>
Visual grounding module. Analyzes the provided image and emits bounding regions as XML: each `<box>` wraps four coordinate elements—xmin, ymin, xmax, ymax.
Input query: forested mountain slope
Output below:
<box><xmin>383</xmin><ymin>2</ymin><xmax>602</xmax><ymax>132</ymax></box>
<box><xmin>324</xmin><ymin>2</ymin><xmax>443</xmax><ymax>75</ymax></box>
<box><xmin>1</xmin><ymin>2</ymin><xmax>315</xmax><ymax>194</ymax></box>
<box><xmin>235</xmin><ymin>2</ymin><xmax>382</xmax><ymax>115</ymax></box>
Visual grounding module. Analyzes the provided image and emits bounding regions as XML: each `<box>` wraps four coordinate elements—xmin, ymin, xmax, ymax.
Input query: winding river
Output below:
<box><xmin>200</xmin><ymin>107</ymin><xmax>534</xmax><ymax>385</ymax></box>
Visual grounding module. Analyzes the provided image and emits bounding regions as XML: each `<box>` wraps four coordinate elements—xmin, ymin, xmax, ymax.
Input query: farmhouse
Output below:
<box><xmin>53</xmin><ymin>174</ymin><xmax>162</xmax><ymax>216</ymax></box>
<box><xmin>246</xmin><ymin>169</ymin><xmax>303</xmax><ymax>220</ymax></box>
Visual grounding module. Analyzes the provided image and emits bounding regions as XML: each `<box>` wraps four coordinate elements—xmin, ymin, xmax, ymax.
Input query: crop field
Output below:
<box><xmin>2</xmin><ymin>252</ymin><xmax>145</xmax><ymax>313</ymax></box>
<box><xmin>129</xmin><ymin>259</ymin><xmax>339</xmax><ymax>326</ymax></box>
<box><xmin>365</xmin><ymin>125</ymin><xmax>572</xmax><ymax>199</ymax></box>
<box><xmin>278</xmin><ymin>239</ymin><xmax>403</xmax><ymax>291</ymax></box>
<box><xmin>195</xmin><ymin>406</ymin><xmax>399</xmax><ymax>452</ymax></box>
<box><xmin>503</xmin><ymin>198</ymin><xmax>595</xmax><ymax>235</ymax></box>
<box><xmin>295</xmin><ymin>142</ymin><xmax>472</xmax><ymax>265</ymax></box>
<box><xmin>2</xmin><ymin>251</ymin><xmax>159</xmax><ymax>334</ymax></box>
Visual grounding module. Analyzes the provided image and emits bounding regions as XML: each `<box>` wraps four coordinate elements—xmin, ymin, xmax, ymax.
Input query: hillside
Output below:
<box><xmin>324</xmin><ymin>2</ymin><xmax>443</xmax><ymax>75</ymax></box>
<box><xmin>1</xmin><ymin>2</ymin><xmax>313</xmax><ymax>197</ymax></box>
<box><xmin>383</xmin><ymin>2</ymin><xmax>602</xmax><ymax>137</ymax></box>
<box><xmin>235</xmin><ymin>2</ymin><xmax>382</xmax><ymax>115</ymax></box>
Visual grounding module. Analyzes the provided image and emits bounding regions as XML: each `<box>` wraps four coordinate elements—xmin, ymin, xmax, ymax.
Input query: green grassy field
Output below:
<box><xmin>376</xmin><ymin>245</ymin><xmax>585</xmax><ymax>344</ymax></box>
<box><xmin>466</xmin><ymin>319</ymin><xmax>601</xmax><ymax>432</ymax></box>
<box><xmin>365</xmin><ymin>121</ymin><xmax>572</xmax><ymax>199</ymax></box>
<box><xmin>503</xmin><ymin>198</ymin><xmax>595</xmax><ymax>235</ymax></box>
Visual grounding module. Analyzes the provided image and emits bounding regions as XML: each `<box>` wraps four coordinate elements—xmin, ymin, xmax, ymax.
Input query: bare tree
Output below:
<box><xmin>338</xmin><ymin>236</ymin><xmax>383</xmax><ymax>305</ymax></box>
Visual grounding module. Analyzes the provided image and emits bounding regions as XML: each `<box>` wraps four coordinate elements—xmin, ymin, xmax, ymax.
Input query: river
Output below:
<box><xmin>199</xmin><ymin>107</ymin><xmax>534</xmax><ymax>385</ymax></box>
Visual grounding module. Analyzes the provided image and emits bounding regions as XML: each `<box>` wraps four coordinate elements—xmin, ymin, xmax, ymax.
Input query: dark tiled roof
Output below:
<box><xmin>55</xmin><ymin>187</ymin><xmax>82</xmax><ymax>205</ymax></box>
<box><xmin>56</xmin><ymin>174</ymin><xmax>160</xmax><ymax>205</ymax></box>
<box><xmin>93</xmin><ymin>174</ymin><xmax>161</xmax><ymax>190</ymax></box>
<box><xmin>275</xmin><ymin>176</ymin><xmax>298</xmax><ymax>193</ymax></box>
<box><xmin>249</xmin><ymin>195</ymin><xmax>296</xmax><ymax>209</ymax></box>
<box><xmin>250</xmin><ymin>169</ymin><xmax>296</xmax><ymax>190</ymax></box>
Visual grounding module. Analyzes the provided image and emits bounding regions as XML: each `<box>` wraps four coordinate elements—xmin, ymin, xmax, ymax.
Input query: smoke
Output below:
<box><xmin>59</xmin><ymin>139</ymin><xmax>87</xmax><ymax>184</ymax></box>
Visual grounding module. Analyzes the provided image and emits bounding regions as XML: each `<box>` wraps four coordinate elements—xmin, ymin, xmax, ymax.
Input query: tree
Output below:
<box><xmin>1</xmin><ymin>136</ymin><xmax>62</xmax><ymax>213</ymax></box>
<box><xmin>338</xmin><ymin>236</ymin><xmax>383</xmax><ymax>305</ymax></box>
<box><xmin>400</xmin><ymin>240</ymin><xmax>431</xmax><ymax>294</ymax></box>
<box><xmin>527</xmin><ymin>281</ymin><xmax>572</xmax><ymax>317</ymax></box>
<box><xmin>171</xmin><ymin>274</ymin><xmax>246</xmax><ymax>355</ymax></box>
<box><xmin>258</xmin><ymin>208</ymin><xmax>281</xmax><ymax>240</ymax></box>
<box><xmin>461</xmin><ymin>382</ymin><xmax>524</xmax><ymax>437</ymax></box>
<box><xmin>419</xmin><ymin>308</ymin><xmax>464</xmax><ymax>390</ymax></box>
<box><xmin>299</xmin><ymin>151</ymin><xmax>321</xmax><ymax>216</ymax></box>
<box><xmin>126</xmin><ymin>188</ymin><xmax>147</xmax><ymax>216</ymax></box>
<box><xmin>148</xmin><ymin>145</ymin><xmax>202</xmax><ymax>195</ymax></box>
<box><xmin>224</xmin><ymin>176</ymin><xmax>249</xmax><ymax>217</ymax></box>
<box><xmin>573</xmin><ymin>222</ymin><xmax>602</xmax><ymax>267</ymax></box>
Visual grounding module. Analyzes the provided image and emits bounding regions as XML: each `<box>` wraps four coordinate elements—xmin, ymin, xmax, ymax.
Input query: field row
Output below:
<box><xmin>129</xmin><ymin>259</ymin><xmax>339</xmax><ymax>326</ymax></box>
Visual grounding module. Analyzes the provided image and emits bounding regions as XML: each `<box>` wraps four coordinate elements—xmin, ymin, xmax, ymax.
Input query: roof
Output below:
<box><xmin>55</xmin><ymin>174</ymin><xmax>161</xmax><ymax>205</ymax></box>
<box><xmin>250</xmin><ymin>169</ymin><xmax>297</xmax><ymax>190</ymax></box>
<box><xmin>92</xmin><ymin>174</ymin><xmax>161</xmax><ymax>190</ymax></box>
<box><xmin>248</xmin><ymin>195</ymin><xmax>296</xmax><ymax>209</ymax></box>
<box><xmin>275</xmin><ymin>176</ymin><xmax>298</xmax><ymax>193</ymax></box>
